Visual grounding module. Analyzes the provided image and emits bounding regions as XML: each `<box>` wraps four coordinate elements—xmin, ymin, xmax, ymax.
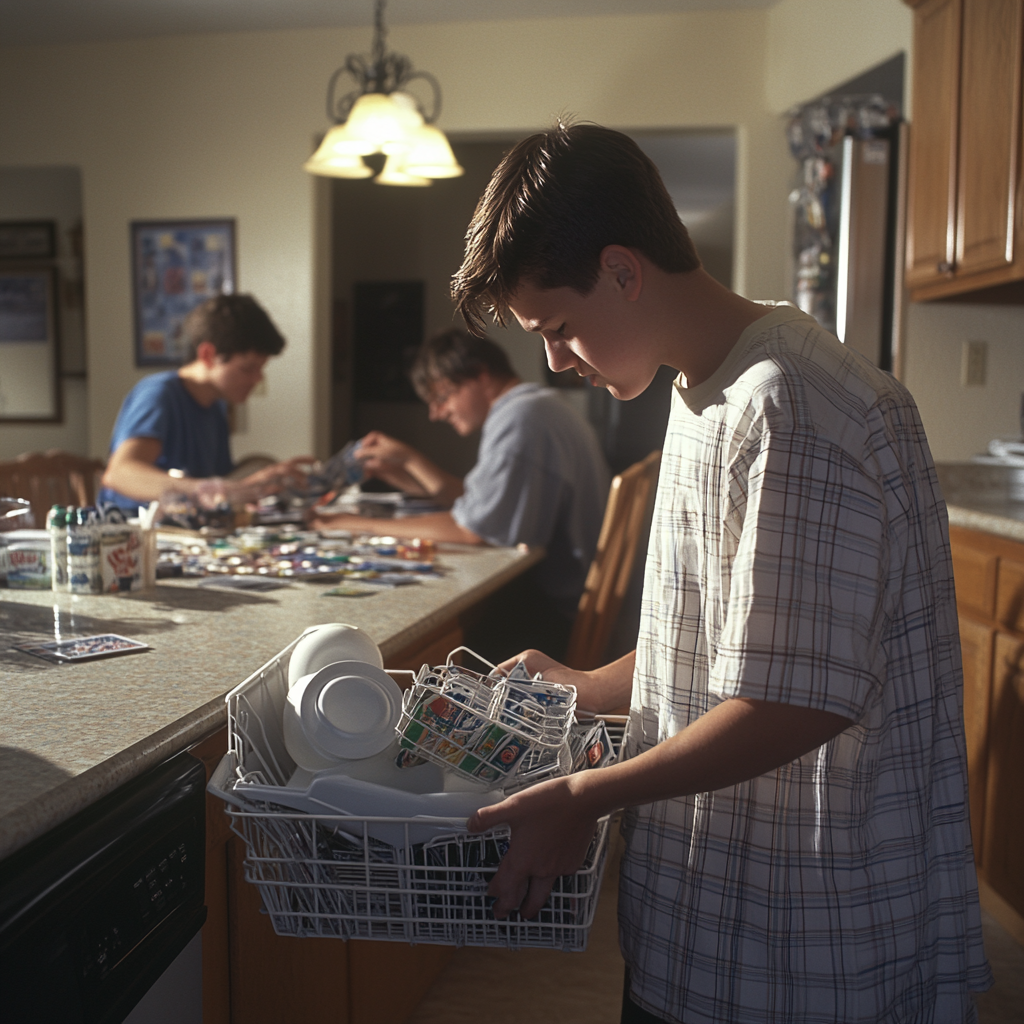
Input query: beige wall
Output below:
<box><xmin>3</xmin><ymin>3</ymin><xmax>1012</xmax><ymax>466</ymax></box>
<box><xmin>0</xmin><ymin>10</ymin><xmax>773</xmax><ymax>463</ymax></box>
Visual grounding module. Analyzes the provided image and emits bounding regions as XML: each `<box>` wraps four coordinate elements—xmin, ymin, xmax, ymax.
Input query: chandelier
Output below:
<box><xmin>303</xmin><ymin>0</ymin><xmax>464</xmax><ymax>186</ymax></box>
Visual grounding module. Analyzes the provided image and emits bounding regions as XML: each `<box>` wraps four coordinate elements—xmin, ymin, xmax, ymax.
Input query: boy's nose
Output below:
<box><xmin>544</xmin><ymin>338</ymin><xmax>575</xmax><ymax>374</ymax></box>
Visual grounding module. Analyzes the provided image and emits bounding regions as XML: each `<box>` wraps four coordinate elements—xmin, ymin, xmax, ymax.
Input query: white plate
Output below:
<box><xmin>287</xmin><ymin>623</ymin><xmax>383</xmax><ymax>686</ymax></box>
<box><xmin>285</xmin><ymin>660</ymin><xmax>403</xmax><ymax>766</ymax></box>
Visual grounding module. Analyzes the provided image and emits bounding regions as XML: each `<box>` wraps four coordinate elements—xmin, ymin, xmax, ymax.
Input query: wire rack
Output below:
<box><xmin>395</xmin><ymin>650</ymin><xmax>578</xmax><ymax>789</ymax></box>
<box><xmin>223</xmin><ymin>808</ymin><xmax>610</xmax><ymax>950</ymax></box>
<box><xmin>208</xmin><ymin>640</ymin><xmax>626</xmax><ymax>950</ymax></box>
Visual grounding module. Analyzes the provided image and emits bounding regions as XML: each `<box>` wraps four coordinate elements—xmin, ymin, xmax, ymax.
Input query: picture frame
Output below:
<box><xmin>0</xmin><ymin>221</ymin><xmax>56</xmax><ymax>260</ymax></box>
<box><xmin>0</xmin><ymin>266</ymin><xmax>61</xmax><ymax>422</ymax></box>
<box><xmin>130</xmin><ymin>218</ymin><xmax>236</xmax><ymax>367</ymax></box>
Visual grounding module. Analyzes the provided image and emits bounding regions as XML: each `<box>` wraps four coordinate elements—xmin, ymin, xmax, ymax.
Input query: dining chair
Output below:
<box><xmin>0</xmin><ymin>449</ymin><xmax>106</xmax><ymax>527</ymax></box>
<box><xmin>565</xmin><ymin>449</ymin><xmax>661</xmax><ymax>672</ymax></box>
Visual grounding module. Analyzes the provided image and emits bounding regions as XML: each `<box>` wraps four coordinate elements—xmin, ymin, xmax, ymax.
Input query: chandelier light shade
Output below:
<box><xmin>304</xmin><ymin>1</ymin><xmax>464</xmax><ymax>185</ymax></box>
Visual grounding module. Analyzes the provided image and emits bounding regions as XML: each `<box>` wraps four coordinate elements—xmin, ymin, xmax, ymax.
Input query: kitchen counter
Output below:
<box><xmin>937</xmin><ymin>462</ymin><xmax>1024</xmax><ymax>543</ymax></box>
<box><xmin>0</xmin><ymin>543</ymin><xmax>540</xmax><ymax>861</ymax></box>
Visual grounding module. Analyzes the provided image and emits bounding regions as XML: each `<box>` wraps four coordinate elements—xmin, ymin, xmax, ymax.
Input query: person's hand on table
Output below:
<box><xmin>243</xmin><ymin>455</ymin><xmax>315</xmax><ymax>494</ymax></box>
<box><xmin>356</xmin><ymin>432</ymin><xmax>426</xmax><ymax>494</ymax></box>
<box><xmin>467</xmin><ymin>773</ymin><xmax>600</xmax><ymax>920</ymax></box>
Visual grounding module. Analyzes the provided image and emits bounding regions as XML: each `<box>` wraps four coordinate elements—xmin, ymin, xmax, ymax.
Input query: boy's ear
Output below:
<box><xmin>599</xmin><ymin>245</ymin><xmax>643</xmax><ymax>300</ymax></box>
<box><xmin>195</xmin><ymin>339</ymin><xmax>218</xmax><ymax>366</ymax></box>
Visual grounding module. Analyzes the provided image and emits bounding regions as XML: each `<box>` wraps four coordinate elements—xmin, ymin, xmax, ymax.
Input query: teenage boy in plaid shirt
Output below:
<box><xmin>456</xmin><ymin>122</ymin><xmax>991</xmax><ymax>1024</ymax></box>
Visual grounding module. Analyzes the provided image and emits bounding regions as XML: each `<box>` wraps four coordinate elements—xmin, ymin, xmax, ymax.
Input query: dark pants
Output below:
<box><xmin>461</xmin><ymin>566</ymin><xmax>573</xmax><ymax>666</ymax></box>
<box><xmin>622</xmin><ymin>971</ymin><xmax>673</xmax><ymax>1024</ymax></box>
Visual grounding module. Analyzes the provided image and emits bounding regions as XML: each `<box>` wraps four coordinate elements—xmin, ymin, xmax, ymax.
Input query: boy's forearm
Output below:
<box><xmin>404</xmin><ymin>451</ymin><xmax>464</xmax><ymax>506</ymax></box>
<box><xmin>313</xmin><ymin>510</ymin><xmax>483</xmax><ymax>544</ymax></box>
<box><xmin>571</xmin><ymin>697</ymin><xmax>854</xmax><ymax>817</ymax></box>
<box><xmin>102</xmin><ymin>458</ymin><xmax>201</xmax><ymax>503</ymax></box>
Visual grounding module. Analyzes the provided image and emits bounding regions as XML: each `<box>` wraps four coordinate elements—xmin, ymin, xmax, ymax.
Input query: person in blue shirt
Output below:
<box><xmin>99</xmin><ymin>294</ymin><xmax>308</xmax><ymax>512</ymax></box>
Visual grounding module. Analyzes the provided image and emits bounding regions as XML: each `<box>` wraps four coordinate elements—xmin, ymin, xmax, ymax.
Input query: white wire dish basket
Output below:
<box><xmin>207</xmin><ymin>638</ymin><xmax>625</xmax><ymax>951</ymax></box>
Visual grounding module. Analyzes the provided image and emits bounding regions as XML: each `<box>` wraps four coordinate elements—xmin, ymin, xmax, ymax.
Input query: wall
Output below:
<box><xmin>0</xmin><ymin>166</ymin><xmax>88</xmax><ymax>459</ymax></box>
<box><xmin>0</xmin><ymin>9</ymin><xmax>776</xmax><ymax>464</ymax></box>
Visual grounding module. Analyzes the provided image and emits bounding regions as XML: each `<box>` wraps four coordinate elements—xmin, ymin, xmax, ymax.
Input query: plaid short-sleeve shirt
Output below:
<box><xmin>619</xmin><ymin>305</ymin><xmax>991</xmax><ymax>1024</ymax></box>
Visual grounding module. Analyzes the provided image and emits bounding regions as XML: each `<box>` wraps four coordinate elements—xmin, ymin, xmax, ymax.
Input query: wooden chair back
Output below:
<box><xmin>0</xmin><ymin>450</ymin><xmax>106</xmax><ymax>527</ymax></box>
<box><xmin>565</xmin><ymin>450</ymin><xmax>661</xmax><ymax>671</ymax></box>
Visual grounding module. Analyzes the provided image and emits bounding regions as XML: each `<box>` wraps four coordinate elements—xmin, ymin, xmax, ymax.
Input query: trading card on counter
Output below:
<box><xmin>364</xmin><ymin>573</ymin><xmax>421</xmax><ymax>587</ymax></box>
<box><xmin>197</xmin><ymin>576</ymin><xmax>289</xmax><ymax>592</ymax></box>
<box><xmin>13</xmin><ymin>633</ymin><xmax>151</xmax><ymax>664</ymax></box>
<box><xmin>321</xmin><ymin>584</ymin><xmax>377</xmax><ymax>598</ymax></box>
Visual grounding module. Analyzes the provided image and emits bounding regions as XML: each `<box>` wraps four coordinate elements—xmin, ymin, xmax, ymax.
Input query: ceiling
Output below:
<box><xmin>0</xmin><ymin>0</ymin><xmax>778</xmax><ymax>47</ymax></box>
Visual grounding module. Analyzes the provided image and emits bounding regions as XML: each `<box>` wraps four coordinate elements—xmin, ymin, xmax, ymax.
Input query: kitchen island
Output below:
<box><xmin>936</xmin><ymin>463</ymin><xmax>1024</xmax><ymax>950</ymax></box>
<box><xmin>0</xmin><ymin>541</ymin><xmax>541</xmax><ymax>1024</ymax></box>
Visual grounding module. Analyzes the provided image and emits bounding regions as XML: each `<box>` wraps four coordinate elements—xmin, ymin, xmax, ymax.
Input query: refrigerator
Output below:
<box><xmin>790</xmin><ymin>120</ymin><xmax>906</xmax><ymax>372</ymax></box>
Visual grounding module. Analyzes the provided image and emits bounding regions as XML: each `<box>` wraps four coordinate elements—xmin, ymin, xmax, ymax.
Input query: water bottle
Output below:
<box><xmin>47</xmin><ymin>505</ymin><xmax>69</xmax><ymax>592</ymax></box>
<box><xmin>68</xmin><ymin>506</ymin><xmax>101</xmax><ymax>594</ymax></box>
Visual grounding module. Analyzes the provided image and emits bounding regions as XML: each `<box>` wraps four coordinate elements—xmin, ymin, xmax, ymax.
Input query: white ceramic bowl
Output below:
<box><xmin>287</xmin><ymin>623</ymin><xmax>383</xmax><ymax>687</ymax></box>
<box><xmin>283</xmin><ymin>660</ymin><xmax>403</xmax><ymax>770</ymax></box>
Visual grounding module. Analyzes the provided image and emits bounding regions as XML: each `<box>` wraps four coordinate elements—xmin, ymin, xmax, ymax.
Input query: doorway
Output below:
<box><xmin>328</xmin><ymin>129</ymin><xmax>736</xmax><ymax>476</ymax></box>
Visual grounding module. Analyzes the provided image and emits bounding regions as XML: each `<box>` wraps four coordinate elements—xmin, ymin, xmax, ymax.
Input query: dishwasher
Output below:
<box><xmin>0</xmin><ymin>750</ymin><xmax>207</xmax><ymax>1023</ymax></box>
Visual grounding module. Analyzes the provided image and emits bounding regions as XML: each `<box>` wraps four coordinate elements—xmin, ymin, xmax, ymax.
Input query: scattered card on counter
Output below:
<box><xmin>197</xmin><ymin>576</ymin><xmax>289</xmax><ymax>592</ymax></box>
<box><xmin>364</xmin><ymin>573</ymin><xmax>421</xmax><ymax>587</ymax></box>
<box><xmin>321</xmin><ymin>584</ymin><xmax>378</xmax><ymax>598</ymax></box>
<box><xmin>13</xmin><ymin>634</ymin><xmax>151</xmax><ymax>664</ymax></box>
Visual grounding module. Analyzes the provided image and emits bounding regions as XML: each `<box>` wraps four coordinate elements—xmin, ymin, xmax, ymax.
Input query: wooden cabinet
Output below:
<box><xmin>905</xmin><ymin>0</ymin><xmax>1024</xmax><ymax>300</ymax></box>
<box><xmin>949</xmin><ymin>525</ymin><xmax>1024</xmax><ymax>944</ymax></box>
<box><xmin>986</xmin><ymin>633</ymin><xmax>1024</xmax><ymax>919</ymax></box>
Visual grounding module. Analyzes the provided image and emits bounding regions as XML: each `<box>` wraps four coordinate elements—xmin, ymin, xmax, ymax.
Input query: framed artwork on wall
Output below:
<box><xmin>0</xmin><ymin>221</ymin><xmax>56</xmax><ymax>260</ymax></box>
<box><xmin>130</xmin><ymin>218</ymin><xmax>236</xmax><ymax>366</ymax></box>
<box><xmin>0</xmin><ymin>267</ymin><xmax>61</xmax><ymax>422</ymax></box>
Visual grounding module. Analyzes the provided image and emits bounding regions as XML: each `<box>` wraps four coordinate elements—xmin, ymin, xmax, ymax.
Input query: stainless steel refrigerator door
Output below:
<box><xmin>836</xmin><ymin>136</ymin><xmax>891</xmax><ymax>366</ymax></box>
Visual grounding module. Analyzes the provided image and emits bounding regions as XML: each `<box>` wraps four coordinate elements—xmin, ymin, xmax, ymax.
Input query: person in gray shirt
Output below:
<box><xmin>314</xmin><ymin>328</ymin><xmax>610</xmax><ymax>659</ymax></box>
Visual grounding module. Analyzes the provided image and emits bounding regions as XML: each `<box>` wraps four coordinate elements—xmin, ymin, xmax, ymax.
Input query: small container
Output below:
<box><xmin>7</xmin><ymin>538</ymin><xmax>52</xmax><ymax>589</ymax></box>
<box><xmin>68</xmin><ymin>507</ymin><xmax>101</xmax><ymax>594</ymax></box>
<box><xmin>47</xmin><ymin>505</ymin><xmax>69</xmax><ymax>592</ymax></box>
<box><xmin>100</xmin><ymin>521</ymin><xmax>143</xmax><ymax>592</ymax></box>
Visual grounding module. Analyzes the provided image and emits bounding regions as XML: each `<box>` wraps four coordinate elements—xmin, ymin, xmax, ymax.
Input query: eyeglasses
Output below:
<box><xmin>426</xmin><ymin>380</ymin><xmax>461</xmax><ymax>411</ymax></box>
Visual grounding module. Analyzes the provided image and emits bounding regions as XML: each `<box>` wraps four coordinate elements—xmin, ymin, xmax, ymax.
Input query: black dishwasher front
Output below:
<box><xmin>0</xmin><ymin>750</ymin><xmax>207</xmax><ymax>1024</ymax></box>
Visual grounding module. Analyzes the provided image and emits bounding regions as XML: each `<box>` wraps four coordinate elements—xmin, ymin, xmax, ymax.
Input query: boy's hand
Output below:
<box><xmin>497</xmin><ymin>648</ymin><xmax>634</xmax><ymax>714</ymax></box>
<box><xmin>467</xmin><ymin>774</ymin><xmax>599</xmax><ymax>920</ymax></box>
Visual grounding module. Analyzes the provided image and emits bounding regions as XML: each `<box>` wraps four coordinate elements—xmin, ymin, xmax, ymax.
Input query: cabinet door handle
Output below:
<box><xmin>937</xmin><ymin>260</ymin><xmax>955</xmax><ymax>274</ymax></box>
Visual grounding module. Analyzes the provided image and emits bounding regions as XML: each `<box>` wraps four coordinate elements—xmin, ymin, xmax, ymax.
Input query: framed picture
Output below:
<box><xmin>130</xmin><ymin>218</ymin><xmax>236</xmax><ymax>366</ymax></box>
<box><xmin>0</xmin><ymin>221</ymin><xmax>56</xmax><ymax>260</ymax></box>
<box><xmin>0</xmin><ymin>267</ymin><xmax>61</xmax><ymax>422</ymax></box>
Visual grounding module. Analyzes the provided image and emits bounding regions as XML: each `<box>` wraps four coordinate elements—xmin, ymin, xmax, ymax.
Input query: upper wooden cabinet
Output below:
<box><xmin>905</xmin><ymin>0</ymin><xmax>1024</xmax><ymax>300</ymax></box>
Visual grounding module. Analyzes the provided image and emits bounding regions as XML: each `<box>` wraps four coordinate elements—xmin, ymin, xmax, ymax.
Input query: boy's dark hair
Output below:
<box><xmin>182</xmin><ymin>294</ymin><xmax>286</xmax><ymax>362</ymax></box>
<box><xmin>452</xmin><ymin>121</ymin><xmax>701</xmax><ymax>336</ymax></box>
<box><xmin>410</xmin><ymin>328</ymin><xmax>516</xmax><ymax>401</ymax></box>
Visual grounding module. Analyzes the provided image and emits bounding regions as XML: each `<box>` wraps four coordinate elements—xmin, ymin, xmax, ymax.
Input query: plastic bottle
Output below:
<box><xmin>68</xmin><ymin>506</ymin><xmax>101</xmax><ymax>594</ymax></box>
<box><xmin>47</xmin><ymin>505</ymin><xmax>69</xmax><ymax>592</ymax></box>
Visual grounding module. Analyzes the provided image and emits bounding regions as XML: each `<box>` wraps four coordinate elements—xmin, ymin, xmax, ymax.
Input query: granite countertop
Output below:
<box><xmin>0</xmin><ymin>543</ymin><xmax>540</xmax><ymax>860</ymax></box>
<box><xmin>936</xmin><ymin>462</ymin><xmax>1024</xmax><ymax>543</ymax></box>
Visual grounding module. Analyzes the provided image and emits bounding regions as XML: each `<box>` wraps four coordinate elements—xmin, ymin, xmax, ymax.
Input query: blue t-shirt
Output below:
<box><xmin>98</xmin><ymin>371</ymin><xmax>233</xmax><ymax>512</ymax></box>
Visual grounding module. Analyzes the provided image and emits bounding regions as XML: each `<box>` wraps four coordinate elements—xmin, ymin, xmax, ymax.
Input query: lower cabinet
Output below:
<box><xmin>985</xmin><ymin>634</ymin><xmax>1024</xmax><ymax>921</ymax></box>
<box><xmin>192</xmin><ymin>620</ymin><xmax>464</xmax><ymax>1024</ymax></box>
<box><xmin>949</xmin><ymin>526</ymin><xmax>1024</xmax><ymax>944</ymax></box>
